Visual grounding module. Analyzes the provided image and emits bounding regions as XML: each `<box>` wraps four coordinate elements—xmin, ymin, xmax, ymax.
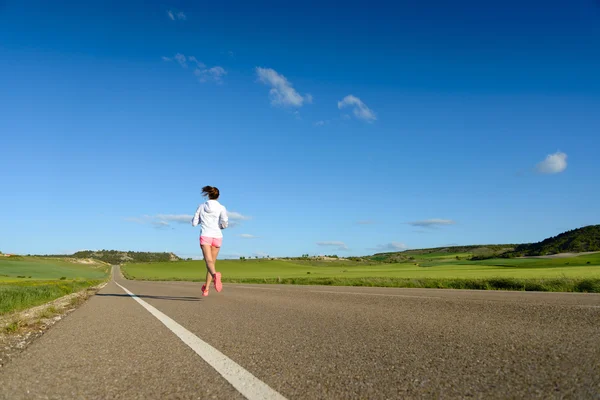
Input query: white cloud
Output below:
<box><xmin>371</xmin><ymin>242</ymin><xmax>408</xmax><ymax>252</ymax></box>
<box><xmin>151</xmin><ymin>220</ymin><xmax>170</xmax><ymax>229</ymax></box>
<box><xmin>316</xmin><ymin>241</ymin><xmax>349</xmax><ymax>251</ymax></box>
<box><xmin>337</xmin><ymin>95</ymin><xmax>376</xmax><ymax>122</ymax></box>
<box><xmin>125</xmin><ymin>214</ymin><xmax>191</xmax><ymax>228</ymax></box>
<box><xmin>228</xmin><ymin>211</ymin><xmax>251</xmax><ymax>221</ymax></box>
<box><xmin>195</xmin><ymin>66</ymin><xmax>227</xmax><ymax>83</ymax></box>
<box><xmin>253</xmin><ymin>251</ymin><xmax>269</xmax><ymax>258</ymax></box>
<box><xmin>226</xmin><ymin>211</ymin><xmax>251</xmax><ymax>228</ymax></box>
<box><xmin>168</xmin><ymin>10</ymin><xmax>186</xmax><ymax>20</ymax></box>
<box><xmin>314</xmin><ymin>120</ymin><xmax>327</xmax><ymax>127</ymax></box>
<box><xmin>166</xmin><ymin>54</ymin><xmax>225</xmax><ymax>84</ymax></box>
<box><xmin>174</xmin><ymin>53</ymin><xmax>188</xmax><ymax>68</ymax></box>
<box><xmin>156</xmin><ymin>214</ymin><xmax>192</xmax><ymax>224</ymax></box>
<box><xmin>408</xmin><ymin>219</ymin><xmax>456</xmax><ymax>228</ymax></box>
<box><xmin>238</xmin><ymin>234</ymin><xmax>258</xmax><ymax>239</ymax></box>
<box><xmin>536</xmin><ymin>152</ymin><xmax>568</xmax><ymax>174</ymax></box>
<box><xmin>256</xmin><ymin>67</ymin><xmax>310</xmax><ymax>107</ymax></box>
<box><xmin>188</xmin><ymin>56</ymin><xmax>206</xmax><ymax>69</ymax></box>
<box><xmin>125</xmin><ymin>211</ymin><xmax>250</xmax><ymax>228</ymax></box>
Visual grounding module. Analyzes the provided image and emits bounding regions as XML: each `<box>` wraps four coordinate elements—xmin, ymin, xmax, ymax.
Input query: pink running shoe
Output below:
<box><xmin>201</xmin><ymin>284</ymin><xmax>209</xmax><ymax>297</ymax></box>
<box><xmin>213</xmin><ymin>272</ymin><xmax>223</xmax><ymax>292</ymax></box>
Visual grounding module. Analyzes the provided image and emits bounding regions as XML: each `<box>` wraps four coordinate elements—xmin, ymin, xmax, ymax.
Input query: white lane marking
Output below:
<box><xmin>114</xmin><ymin>282</ymin><xmax>287</xmax><ymax>400</ymax></box>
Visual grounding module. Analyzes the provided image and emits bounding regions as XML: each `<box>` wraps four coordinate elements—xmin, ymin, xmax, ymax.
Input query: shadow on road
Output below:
<box><xmin>96</xmin><ymin>293</ymin><xmax>201</xmax><ymax>301</ymax></box>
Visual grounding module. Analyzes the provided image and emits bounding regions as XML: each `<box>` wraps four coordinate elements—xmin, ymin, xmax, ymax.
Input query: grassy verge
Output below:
<box><xmin>0</xmin><ymin>280</ymin><xmax>103</xmax><ymax>315</ymax></box>
<box><xmin>0</xmin><ymin>257</ymin><xmax>109</xmax><ymax>281</ymax></box>
<box><xmin>223</xmin><ymin>276</ymin><xmax>600</xmax><ymax>292</ymax></box>
<box><xmin>121</xmin><ymin>255</ymin><xmax>600</xmax><ymax>293</ymax></box>
<box><xmin>121</xmin><ymin>267</ymin><xmax>600</xmax><ymax>293</ymax></box>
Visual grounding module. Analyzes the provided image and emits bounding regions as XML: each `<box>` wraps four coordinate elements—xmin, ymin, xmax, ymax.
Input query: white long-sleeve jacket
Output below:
<box><xmin>191</xmin><ymin>200</ymin><xmax>228</xmax><ymax>238</ymax></box>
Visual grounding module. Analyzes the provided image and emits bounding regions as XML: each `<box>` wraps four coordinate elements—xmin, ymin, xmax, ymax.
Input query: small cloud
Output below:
<box><xmin>188</xmin><ymin>56</ymin><xmax>206</xmax><ymax>69</ymax></box>
<box><xmin>151</xmin><ymin>220</ymin><xmax>170</xmax><ymax>229</ymax></box>
<box><xmin>408</xmin><ymin>219</ymin><xmax>456</xmax><ymax>228</ymax></box>
<box><xmin>370</xmin><ymin>242</ymin><xmax>408</xmax><ymax>252</ymax></box>
<box><xmin>125</xmin><ymin>211</ymin><xmax>249</xmax><ymax>228</ymax></box>
<box><xmin>227</xmin><ymin>211</ymin><xmax>251</xmax><ymax>228</ymax></box>
<box><xmin>337</xmin><ymin>95</ymin><xmax>376</xmax><ymax>122</ymax></box>
<box><xmin>156</xmin><ymin>214</ymin><xmax>192</xmax><ymax>224</ymax></box>
<box><xmin>305</xmin><ymin>94</ymin><xmax>313</xmax><ymax>104</ymax></box>
<box><xmin>125</xmin><ymin>214</ymin><xmax>192</xmax><ymax>228</ymax></box>
<box><xmin>228</xmin><ymin>51</ymin><xmax>235</xmax><ymax>58</ymax></box>
<box><xmin>314</xmin><ymin>120</ymin><xmax>327</xmax><ymax>127</ymax></box>
<box><xmin>256</xmin><ymin>67</ymin><xmax>310</xmax><ymax>108</ymax></box>
<box><xmin>174</xmin><ymin>53</ymin><xmax>188</xmax><ymax>68</ymax></box>
<box><xmin>536</xmin><ymin>152</ymin><xmax>567</xmax><ymax>174</ymax></box>
<box><xmin>168</xmin><ymin>10</ymin><xmax>186</xmax><ymax>20</ymax></box>
<box><xmin>253</xmin><ymin>251</ymin><xmax>269</xmax><ymax>258</ymax></box>
<box><xmin>228</xmin><ymin>211</ymin><xmax>251</xmax><ymax>221</ymax></box>
<box><xmin>166</xmin><ymin>54</ymin><xmax>225</xmax><ymax>83</ymax></box>
<box><xmin>316</xmin><ymin>241</ymin><xmax>349</xmax><ymax>251</ymax></box>
<box><xmin>238</xmin><ymin>234</ymin><xmax>258</xmax><ymax>239</ymax></box>
<box><xmin>195</xmin><ymin>66</ymin><xmax>227</xmax><ymax>84</ymax></box>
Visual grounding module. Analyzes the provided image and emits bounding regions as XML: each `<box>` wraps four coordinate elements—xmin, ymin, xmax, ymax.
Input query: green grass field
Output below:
<box><xmin>122</xmin><ymin>252</ymin><xmax>600</xmax><ymax>292</ymax></box>
<box><xmin>0</xmin><ymin>257</ymin><xmax>110</xmax><ymax>315</ymax></box>
<box><xmin>0</xmin><ymin>257</ymin><xmax>109</xmax><ymax>282</ymax></box>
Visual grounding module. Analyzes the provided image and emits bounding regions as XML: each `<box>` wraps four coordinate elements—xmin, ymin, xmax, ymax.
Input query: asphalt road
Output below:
<box><xmin>1</xmin><ymin>267</ymin><xmax>599</xmax><ymax>399</ymax></box>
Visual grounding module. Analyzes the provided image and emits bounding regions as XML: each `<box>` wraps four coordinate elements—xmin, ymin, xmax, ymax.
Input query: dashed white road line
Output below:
<box><xmin>114</xmin><ymin>281</ymin><xmax>287</xmax><ymax>400</ymax></box>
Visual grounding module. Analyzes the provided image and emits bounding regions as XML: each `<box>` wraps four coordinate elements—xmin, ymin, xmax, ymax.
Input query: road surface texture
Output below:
<box><xmin>1</xmin><ymin>266</ymin><xmax>599</xmax><ymax>399</ymax></box>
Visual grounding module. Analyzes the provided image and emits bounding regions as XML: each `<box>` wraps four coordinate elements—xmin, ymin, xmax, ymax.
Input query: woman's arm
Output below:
<box><xmin>191</xmin><ymin>205</ymin><xmax>202</xmax><ymax>227</ymax></box>
<box><xmin>219</xmin><ymin>206</ymin><xmax>229</xmax><ymax>229</ymax></box>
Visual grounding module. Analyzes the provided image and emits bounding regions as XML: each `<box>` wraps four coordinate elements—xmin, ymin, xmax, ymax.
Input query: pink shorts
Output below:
<box><xmin>200</xmin><ymin>236</ymin><xmax>223</xmax><ymax>248</ymax></box>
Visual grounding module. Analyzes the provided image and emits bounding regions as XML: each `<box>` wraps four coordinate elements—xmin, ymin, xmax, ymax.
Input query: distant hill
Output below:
<box><xmin>512</xmin><ymin>225</ymin><xmax>600</xmax><ymax>256</ymax></box>
<box><xmin>367</xmin><ymin>225</ymin><xmax>600</xmax><ymax>261</ymax></box>
<box><xmin>70</xmin><ymin>250</ymin><xmax>181</xmax><ymax>265</ymax></box>
<box><xmin>369</xmin><ymin>245</ymin><xmax>517</xmax><ymax>263</ymax></box>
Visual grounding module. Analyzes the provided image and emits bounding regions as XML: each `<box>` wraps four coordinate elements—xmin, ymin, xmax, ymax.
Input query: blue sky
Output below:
<box><xmin>1</xmin><ymin>0</ymin><xmax>599</xmax><ymax>258</ymax></box>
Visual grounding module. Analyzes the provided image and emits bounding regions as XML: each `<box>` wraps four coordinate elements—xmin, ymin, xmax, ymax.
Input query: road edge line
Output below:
<box><xmin>114</xmin><ymin>281</ymin><xmax>287</xmax><ymax>400</ymax></box>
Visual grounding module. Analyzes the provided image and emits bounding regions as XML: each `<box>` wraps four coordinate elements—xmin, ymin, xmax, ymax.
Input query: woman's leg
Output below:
<box><xmin>211</xmin><ymin>245</ymin><xmax>221</xmax><ymax>266</ymax></box>
<box><xmin>211</xmin><ymin>245</ymin><xmax>223</xmax><ymax>291</ymax></box>
<box><xmin>201</xmin><ymin>244</ymin><xmax>215</xmax><ymax>290</ymax></box>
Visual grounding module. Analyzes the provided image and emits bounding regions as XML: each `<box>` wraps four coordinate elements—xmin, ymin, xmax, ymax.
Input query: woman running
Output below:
<box><xmin>191</xmin><ymin>186</ymin><xmax>228</xmax><ymax>296</ymax></box>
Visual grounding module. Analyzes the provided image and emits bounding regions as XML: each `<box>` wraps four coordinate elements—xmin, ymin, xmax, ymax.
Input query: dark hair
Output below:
<box><xmin>202</xmin><ymin>186</ymin><xmax>220</xmax><ymax>200</ymax></box>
